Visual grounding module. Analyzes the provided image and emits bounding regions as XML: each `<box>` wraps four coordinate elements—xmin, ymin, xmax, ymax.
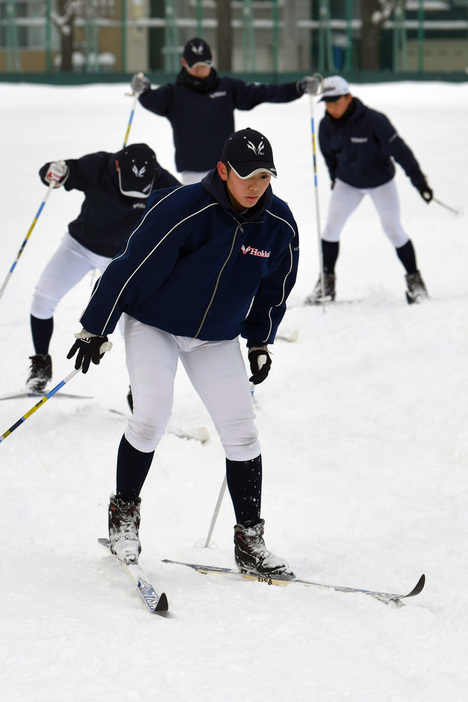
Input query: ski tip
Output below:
<box><xmin>154</xmin><ymin>592</ymin><xmax>169</xmax><ymax>613</ymax></box>
<box><xmin>388</xmin><ymin>573</ymin><xmax>426</xmax><ymax>604</ymax></box>
<box><xmin>406</xmin><ymin>573</ymin><xmax>425</xmax><ymax>598</ymax></box>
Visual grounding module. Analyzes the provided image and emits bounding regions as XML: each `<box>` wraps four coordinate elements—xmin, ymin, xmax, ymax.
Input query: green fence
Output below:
<box><xmin>0</xmin><ymin>70</ymin><xmax>467</xmax><ymax>86</ymax></box>
<box><xmin>1</xmin><ymin>0</ymin><xmax>468</xmax><ymax>78</ymax></box>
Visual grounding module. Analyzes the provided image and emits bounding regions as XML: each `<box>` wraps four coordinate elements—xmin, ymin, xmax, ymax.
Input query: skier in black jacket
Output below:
<box><xmin>27</xmin><ymin>143</ymin><xmax>180</xmax><ymax>393</ymax></box>
<box><xmin>307</xmin><ymin>76</ymin><xmax>433</xmax><ymax>305</ymax></box>
<box><xmin>131</xmin><ymin>37</ymin><xmax>319</xmax><ymax>184</ymax></box>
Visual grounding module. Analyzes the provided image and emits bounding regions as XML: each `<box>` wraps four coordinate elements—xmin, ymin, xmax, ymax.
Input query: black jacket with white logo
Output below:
<box><xmin>39</xmin><ymin>151</ymin><xmax>181</xmax><ymax>258</ymax></box>
<box><xmin>319</xmin><ymin>98</ymin><xmax>427</xmax><ymax>190</ymax></box>
<box><xmin>139</xmin><ymin>68</ymin><xmax>302</xmax><ymax>172</ymax></box>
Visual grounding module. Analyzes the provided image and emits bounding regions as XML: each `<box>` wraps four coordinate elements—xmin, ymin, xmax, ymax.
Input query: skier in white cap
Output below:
<box><xmin>308</xmin><ymin>76</ymin><xmax>433</xmax><ymax>305</ymax></box>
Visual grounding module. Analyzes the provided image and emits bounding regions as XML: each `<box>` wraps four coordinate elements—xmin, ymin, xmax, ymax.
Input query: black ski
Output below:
<box><xmin>163</xmin><ymin>559</ymin><xmax>425</xmax><ymax>606</ymax></box>
<box><xmin>99</xmin><ymin>538</ymin><xmax>168</xmax><ymax>614</ymax></box>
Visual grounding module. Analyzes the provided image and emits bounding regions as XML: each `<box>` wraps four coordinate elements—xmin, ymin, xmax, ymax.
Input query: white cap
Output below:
<box><xmin>320</xmin><ymin>76</ymin><xmax>350</xmax><ymax>102</ymax></box>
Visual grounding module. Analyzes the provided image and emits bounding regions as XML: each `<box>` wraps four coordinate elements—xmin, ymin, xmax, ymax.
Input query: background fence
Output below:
<box><xmin>1</xmin><ymin>0</ymin><xmax>468</xmax><ymax>82</ymax></box>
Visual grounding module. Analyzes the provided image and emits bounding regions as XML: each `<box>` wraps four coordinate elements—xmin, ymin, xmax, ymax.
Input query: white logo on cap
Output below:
<box><xmin>132</xmin><ymin>164</ymin><xmax>147</xmax><ymax>178</ymax></box>
<box><xmin>247</xmin><ymin>139</ymin><xmax>264</xmax><ymax>156</ymax></box>
<box><xmin>192</xmin><ymin>44</ymin><xmax>204</xmax><ymax>55</ymax></box>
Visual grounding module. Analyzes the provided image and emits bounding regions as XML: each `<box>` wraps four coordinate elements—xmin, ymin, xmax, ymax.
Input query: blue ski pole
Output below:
<box><xmin>123</xmin><ymin>73</ymin><xmax>144</xmax><ymax>148</ymax></box>
<box><xmin>308</xmin><ymin>77</ymin><xmax>326</xmax><ymax>307</ymax></box>
<box><xmin>0</xmin><ymin>369</ymin><xmax>80</xmax><ymax>444</ymax></box>
<box><xmin>0</xmin><ymin>181</ymin><xmax>55</xmax><ymax>302</ymax></box>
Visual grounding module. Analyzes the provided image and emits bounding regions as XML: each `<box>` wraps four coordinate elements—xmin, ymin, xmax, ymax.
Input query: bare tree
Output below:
<box><xmin>360</xmin><ymin>0</ymin><xmax>397</xmax><ymax>70</ymax></box>
<box><xmin>50</xmin><ymin>0</ymin><xmax>114</xmax><ymax>72</ymax></box>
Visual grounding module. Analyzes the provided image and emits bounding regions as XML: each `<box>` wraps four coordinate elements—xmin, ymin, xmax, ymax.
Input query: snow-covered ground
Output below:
<box><xmin>0</xmin><ymin>79</ymin><xmax>467</xmax><ymax>701</ymax></box>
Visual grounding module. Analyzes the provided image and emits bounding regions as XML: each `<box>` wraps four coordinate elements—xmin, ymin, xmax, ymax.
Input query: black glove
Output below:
<box><xmin>67</xmin><ymin>329</ymin><xmax>112</xmax><ymax>373</ymax></box>
<box><xmin>248</xmin><ymin>346</ymin><xmax>272</xmax><ymax>385</ymax></box>
<box><xmin>418</xmin><ymin>181</ymin><xmax>433</xmax><ymax>204</ymax></box>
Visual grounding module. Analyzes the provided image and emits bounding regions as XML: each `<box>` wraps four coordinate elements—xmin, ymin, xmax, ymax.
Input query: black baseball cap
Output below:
<box><xmin>221</xmin><ymin>128</ymin><xmax>277</xmax><ymax>179</ymax></box>
<box><xmin>115</xmin><ymin>143</ymin><xmax>157</xmax><ymax>198</ymax></box>
<box><xmin>183</xmin><ymin>38</ymin><xmax>212</xmax><ymax>68</ymax></box>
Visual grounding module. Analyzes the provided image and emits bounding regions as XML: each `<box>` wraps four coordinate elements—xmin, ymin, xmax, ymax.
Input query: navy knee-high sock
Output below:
<box><xmin>322</xmin><ymin>240</ymin><xmax>339</xmax><ymax>274</ymax></box>
<box><xmin>396</xmin><ymin>240</ymin><xmax>418</xmax><ymax>274</ymax></box>
<box><xmin>30</xmin><ymin>315</ymin><xmax>54</xmax><ymax>355</ymax></box>
<box><xmin>116</xmin><ymin>436</ymin><xmax>154</xmax><ymax>502</ymax></box>
<box><xmin>226</xmin><ymin>455</ymin><xmax>262</xmax><ymax>527</ymax></box>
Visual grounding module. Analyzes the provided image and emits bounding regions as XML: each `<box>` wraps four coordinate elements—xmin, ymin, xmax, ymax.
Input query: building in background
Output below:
<box><xmin>0</xmin><ymin>0</ymin><xmax>467</xmax><ymax>77</ymax></box>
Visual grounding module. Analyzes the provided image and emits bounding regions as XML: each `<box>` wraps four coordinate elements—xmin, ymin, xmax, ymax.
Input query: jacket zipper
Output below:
<box><xmin>194</xmin><ymin>222</ymin><xmax>242</xmax><ymax>338</ymax></box>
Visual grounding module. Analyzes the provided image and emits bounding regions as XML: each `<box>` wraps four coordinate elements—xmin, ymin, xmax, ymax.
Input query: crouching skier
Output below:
<box><xmin>67</xmin><ymin>128</ymin><xmax>299</xmax><ymax>579</ymax></box>
<box><xmin>27</xmin><ymin>143</ymin><xmax>180</xmax><ymax>395</ymax></box>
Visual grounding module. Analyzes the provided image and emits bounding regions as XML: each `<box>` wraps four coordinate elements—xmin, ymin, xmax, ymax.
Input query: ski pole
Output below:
<box><xmin>204</xmin><ymin>475</ymin><xmax>227</xmax><ymax>548</ymax></box>
<box><xmin>308</xmin><ymin>76</ymin><xmax>326</xmax><ymax>309</ymax></box>
<box><xmin>123</xmin><ymin>73</ymin><xmax>143</xmax><ymax>148</ymax></box>
<box><xmin>0</xmin><ymin>368</ymin><xmax>80</xmax><ymax>444</ymax></box>
<box><xmin>433</xmin><ymin>198</ymin><xmax>462</xmax><ymax>218</ymax></box>
<box><xmin>0</xmin><ymin>181</ymin><xmax>55</xmax><ymax>302</ymax></box>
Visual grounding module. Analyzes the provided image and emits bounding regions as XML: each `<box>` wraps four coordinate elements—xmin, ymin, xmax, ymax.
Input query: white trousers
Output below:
<box><xmin>180</xmin><ymin>170</ymin><xmax>210</xmax><ymax>185</ymax></box>
<box><xmin>123</xmin><ymin>316</ymin><xmax>261</xmax><ymax>461</ymax></box>
<box><xmin>31</xmin><ymin>233</ymin><xmax>111</xmax><ymax>319</ymax></box>
<box><xmin>322</xmin><ymin>178</ymin><xmax>409</xmax><ymax>248</ymax></box>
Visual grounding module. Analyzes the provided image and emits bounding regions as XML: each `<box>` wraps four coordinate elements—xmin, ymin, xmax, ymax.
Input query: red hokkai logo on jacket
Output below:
<box><xmin>241</xmin><ymin>245</ymin><xmax>271</xmax><ymax>258</ymax></box>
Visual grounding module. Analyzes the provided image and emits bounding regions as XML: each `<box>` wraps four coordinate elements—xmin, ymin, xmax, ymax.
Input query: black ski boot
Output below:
<box><xmin>305</xmin><ymin>273</ymin><xmax>336</xmax><ymax>304</ymax></box>
<box><xmin>108</xmin><ymin>494</ymin><xmax>142</xmax><ymax>564</ymax></box>
<box><xmin>234</xmin><ymin>519</ymin><xmax>295</xmax><ymax>580</ymax></box>
<box><xmin>26</xmin><ymin>354</ymin><xmax>52</xmax><ymax>393</ymax></box>
<box><xmin>405</xmin><ymin>271</ymin><xmax>428</xmax><ymax>304</ymax></box>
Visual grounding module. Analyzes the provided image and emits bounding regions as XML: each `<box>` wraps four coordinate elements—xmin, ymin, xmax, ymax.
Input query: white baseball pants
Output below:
<box><xmin>180</xmin><ymin>170</ymin><xmax>210</xmax><ymax>185</ymax></box>
<box><xmin>31</xmin><ymin>233</ymin><xmax>112</xmax><ymax>319</ymax></box>
<box><xmin>123</xmin><ymin>315</ymin><xmax>261</xmax><ymax>461</ymax></box>
<box><xmin>322</xmin><ymin>178</ymin><xmax>410</xmax><ymax>248</ymax></box>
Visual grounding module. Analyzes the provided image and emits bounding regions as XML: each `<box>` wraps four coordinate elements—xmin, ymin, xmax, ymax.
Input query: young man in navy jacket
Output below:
<box><xmin>27</xmin><ymin>144</ymin><xmax>180</xmax><ymax>393</ymax></box>
<box><xmin>67</xmin><ymin>128</ymin><xmax>299</xmax><ymax>579</ymax></box>
<box><xmin>131</xmin><ymin>37</ymin><xmax>319</xmax><ymax>184</ymax></box>
<box><xmin>307</xmin><ymin>76</ymin><xmax>433</xmax><ymax>305</ymax></box>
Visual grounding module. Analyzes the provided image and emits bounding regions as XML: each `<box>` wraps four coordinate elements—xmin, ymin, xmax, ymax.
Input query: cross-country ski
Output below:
<box><xmin>98</xmin><ymin>538</ymin><xmax>168</xmax><ymax>614</ymax></box>
<box><xmin>162</xmin><ymin>559</ymin><xmax>425</xmax><ymax>606</ymax></box>
<box><xmin>0</xmin><ymin>390</ymin><xmax>93</xmax><ymax>401</ymax></box>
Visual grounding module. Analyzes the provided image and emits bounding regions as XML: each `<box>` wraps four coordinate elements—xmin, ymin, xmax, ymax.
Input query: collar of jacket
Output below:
<box><xmin>177</xmin><ymin>67</ymin><xmax>218</xmax><ymax>94</ymax></box>
<box><xmin>201</xmin><ymin>169</ymin><xmax>273</xmax><ymax>224</ymax></box>
<box><xmin>325</xmin><ymin>96</ymin><xmax>361</xmax><ymax>125</ymax></box>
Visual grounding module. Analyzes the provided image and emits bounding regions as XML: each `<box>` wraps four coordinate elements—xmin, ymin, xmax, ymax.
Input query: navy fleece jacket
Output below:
<box><xmin>139</xmin><ymin>68</ymin><xmax>303</xmax><ymax>172</ymax></box>
<box><xmin>40</xmin><ymin>152</ymin><xmax>181</xmax><ymax>258</ymax></box>
<box><xmin>319</xmin><ymin>98</ymin><xmax>427</xmax><ymax>190</ymax></box>
<box><xmin>79</xmin><ymin>170</ymin><xmax>299</xmax><ymax>347</ymax></box>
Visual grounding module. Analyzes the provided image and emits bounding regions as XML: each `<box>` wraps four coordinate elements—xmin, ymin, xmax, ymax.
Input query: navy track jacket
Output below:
<box><xmin>318</xmin><ymin>98</ymin><xmax>427</xmax><ymax>190</ymax></box>
<box><xmin>139</xmin><ymin>69</ymin><xmax>302</xmax><ymax>172</ymax></box>
<box><xmin>39</xmin><ymin>152</ymin><xmax>180</xmax><ymax>258</ymax></box>
<box><xmin>80</xmin><ymin>170</ymin><xmax>299</xmax><ymax>348</ymax></box>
